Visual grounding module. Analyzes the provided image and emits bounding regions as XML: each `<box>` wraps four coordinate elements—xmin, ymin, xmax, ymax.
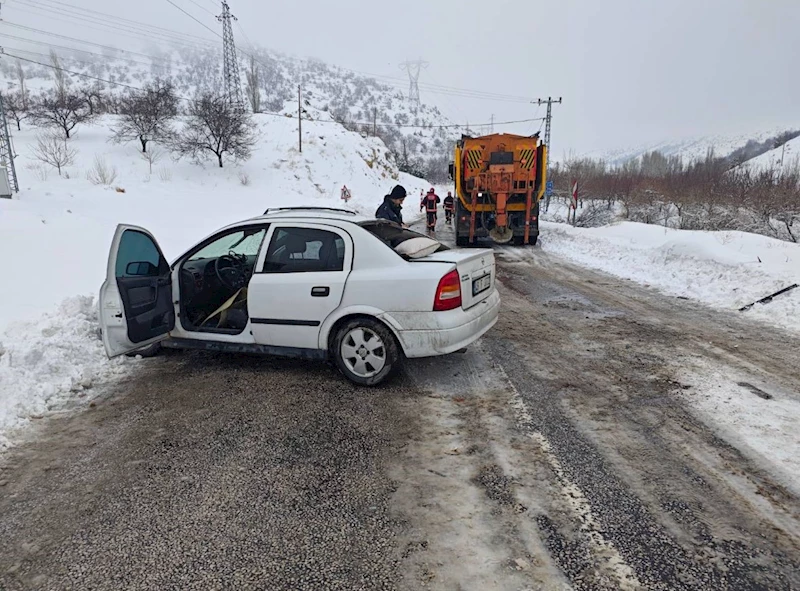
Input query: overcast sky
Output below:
<box><xmin>5</xmin><ymin>0</ymin><xmax>799</xmax><ymax>154</ymax></box>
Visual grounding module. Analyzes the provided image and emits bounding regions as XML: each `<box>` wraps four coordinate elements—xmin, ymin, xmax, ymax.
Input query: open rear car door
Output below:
<box><xmin>99</xmin><ymin>224</ymin><xmax>175</xmax><ymax>358</ymax></box>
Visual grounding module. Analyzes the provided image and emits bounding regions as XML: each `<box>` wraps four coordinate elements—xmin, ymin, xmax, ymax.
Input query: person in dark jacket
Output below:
<box><xmin>443</xmin><ymin>191</ymin><xmax>455</xmax><ymax>224</ymax></box>
<box><xmin>375</xmin><ymin>185</ymin><xmax>408</xmax><ymax>227</ymax></box>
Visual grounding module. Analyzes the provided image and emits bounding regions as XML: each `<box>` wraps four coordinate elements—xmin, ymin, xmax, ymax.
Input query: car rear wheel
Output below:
<box><xmin>332</xmin><ymin>318</ymin><xmax>399</xmax><ymax>386</ymax></box>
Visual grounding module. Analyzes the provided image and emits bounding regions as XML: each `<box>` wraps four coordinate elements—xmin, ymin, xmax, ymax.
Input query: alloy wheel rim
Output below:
<box><xmin>340</xmin><ymin>327</ymin><xmax>387</xmax><ymax>378</ymax></box>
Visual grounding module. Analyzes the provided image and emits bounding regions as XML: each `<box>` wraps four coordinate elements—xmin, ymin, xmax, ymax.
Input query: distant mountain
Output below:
<box><xmin>583</xmin><ymin>127</ymin><xmax>800</xmax><ymax>169</ymax></box>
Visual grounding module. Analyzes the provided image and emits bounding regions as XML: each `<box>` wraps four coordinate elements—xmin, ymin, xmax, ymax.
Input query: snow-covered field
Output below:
<box><xmin>537</xmin><ymin>198</ymin><xmax>800</xmax><ymax>333</ymax></box>
<box><xmin>0</xmin><ymin>113</ymin><xmax>432</xmax><ymax>447</ymax></box>
<box><xmin>537</xmin><ymin>220</ymin><xmax>800</xmax><ymax>333</ymax></box>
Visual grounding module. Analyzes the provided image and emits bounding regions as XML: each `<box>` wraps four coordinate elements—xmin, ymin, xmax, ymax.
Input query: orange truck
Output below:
<box><xmin>449</xmin><ymin>132</ymin><xmax>547</xmax><ymax>246</ymax></box>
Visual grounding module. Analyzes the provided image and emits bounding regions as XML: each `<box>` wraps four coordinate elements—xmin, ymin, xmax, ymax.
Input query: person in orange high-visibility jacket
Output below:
<box><xmin>420</xmin><ymin>188</ymin><xmax>440</xmax><ymax>233</ymax></box>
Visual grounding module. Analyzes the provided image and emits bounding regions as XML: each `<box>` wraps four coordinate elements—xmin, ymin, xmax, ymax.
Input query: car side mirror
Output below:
<box><xmin>126</xmin><ymin>261</ymin><xmax>159</xmax><ymax>277</ymax></box>
<box><xmin>448</xmin><ymin>162</ymin><xmax>454</xmax><ymax>180</ymax></box>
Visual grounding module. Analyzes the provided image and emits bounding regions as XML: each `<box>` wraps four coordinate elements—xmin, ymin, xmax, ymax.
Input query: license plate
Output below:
<box><xmin>472</xmin><ymin>273</ymin><xmax>492</xmax><ymax>296</ymax></box>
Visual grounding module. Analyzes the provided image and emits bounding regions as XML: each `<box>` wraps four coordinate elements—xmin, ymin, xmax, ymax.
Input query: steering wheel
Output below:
<box><xmin>214</xmin><ymin>253</ymin><xmax>247</xmax><ymax>291</ymax></box>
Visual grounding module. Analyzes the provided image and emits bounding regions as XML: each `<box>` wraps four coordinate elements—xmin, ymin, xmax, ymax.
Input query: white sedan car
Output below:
<box><xmin>99</xmin><ymin>207</ymin><xmax>500</xmax><ymax>386</ymax></box>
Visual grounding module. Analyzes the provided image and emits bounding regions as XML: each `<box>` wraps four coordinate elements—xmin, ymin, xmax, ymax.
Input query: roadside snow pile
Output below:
<box><xmin>539</xmin><ymin>221</ymin><xmax>800</xmax><ymax>333</ymax></box>
<box><xmin>0</xmin><ymin>296</ymin><xmax>129</xmax><ymax>449</ymax></box>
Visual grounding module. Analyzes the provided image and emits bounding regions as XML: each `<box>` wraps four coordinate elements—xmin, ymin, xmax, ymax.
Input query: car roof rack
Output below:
<box><xmin>262</xmin><ymin>206</ymin><xmax>358</xmax><ymax>215</ymax></box>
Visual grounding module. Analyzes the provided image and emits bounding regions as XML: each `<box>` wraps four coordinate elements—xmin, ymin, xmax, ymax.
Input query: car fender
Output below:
<box><xmin>318</xmin><ymin>305</ymin><xmax>403</xmax><ymax>350</ymax></box>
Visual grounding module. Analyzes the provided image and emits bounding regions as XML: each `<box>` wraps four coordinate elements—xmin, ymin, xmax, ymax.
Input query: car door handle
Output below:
<box><xmin>311</xmin><ymin>286</ymin><xmax>330</xmax><ymax>297</ymax></box>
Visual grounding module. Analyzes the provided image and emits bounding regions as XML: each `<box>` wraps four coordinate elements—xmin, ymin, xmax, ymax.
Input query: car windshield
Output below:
<box><xmin>358</xmin><ymin>220</ymin><xmax>449</xmax><ymax>255</ymax></box>
<box><xmin>188</xmin><ymin>228</ymin><xmax>266</xmax><ymax>261</ymax></box>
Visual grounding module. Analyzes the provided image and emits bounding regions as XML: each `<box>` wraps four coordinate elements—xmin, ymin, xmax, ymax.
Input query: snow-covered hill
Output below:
<box><xmin>586</xmin><ymin>126</ymin><xmax>800</xmax><ymax>168</ymax></box>
<box><xmin>0</xmin><ymin>42</ymin><xmax>459</xmax><ymax>179</ymax></box>
<box><xmin>736</xmin><ymin>134</ymin><xmax>800</xmax><ymax>172</ymax></box>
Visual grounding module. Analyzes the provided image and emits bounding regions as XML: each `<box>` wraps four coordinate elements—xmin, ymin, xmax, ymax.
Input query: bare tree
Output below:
<box><xmin>32</xmin><ymin>132</ymin><xmax>76</xmax><ymax>176</ymax></box>
<box><xmin>15</xmin><ymin>61</ymin><xmax>28</xmax><ymax>109</ymax></box>
<box><xmin>50</xmin><ymin>49</ymin><xmax>69</xmax><ymax>100</ymax></box>
<box><xmin>111</xmin><ymin>79</ymin><xmax>178</xmax><ymax>152</ymax></box>
<box><xmin>79</xmin><ymin>83</ymin><xmax>106</xmax><ymax>115</ymax></box>
<box><xmin>175</xmin><ymin>92</ymin><xmax>257</xmax><ymax>168</ymax></box>
<box><xmin>140</xmin><ymin>146</ymin><xmax>165</xmax><ymax>174</ymax></box>
<box><xmin>2</xmin><ymin>92</ymin><xmax>28</xmax><ymax>130</ymax></box>
<box><xmin>30</xmin><ymin>90</ymin><xmax>97</xmax><ymax>139</ymax></box>
<box><xmin>245</xmin><ymin>56</ymin><xmax>261</xmax><ymax>113</ymax></box>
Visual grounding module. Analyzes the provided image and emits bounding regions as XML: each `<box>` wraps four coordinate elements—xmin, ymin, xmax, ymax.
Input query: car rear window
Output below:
<box><xmin>358</xmin><ymin>220</ymin><xmax>449</xmax><ymax>255</ymax></box>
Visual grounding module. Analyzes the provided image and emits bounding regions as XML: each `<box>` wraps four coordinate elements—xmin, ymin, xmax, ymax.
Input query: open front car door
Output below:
<box><xmin>99</xmin><ymin>224</ymin><xmax>175</xmax><ymax>358</ymax></box>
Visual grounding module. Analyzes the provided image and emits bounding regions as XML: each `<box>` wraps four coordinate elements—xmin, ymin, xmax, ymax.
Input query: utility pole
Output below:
<box><xmin>0</xmin><ymin>93</ymin><xmax>19</xmax><ymax>196</ymax></box>
<box><xmin>490</xmin><ymin>114</ymin><xmax>494</xmax><ymax>134</ymax></box>
<box><xmin>533</xmin><ymin>96</ymin><xmax>562</xmax><ymax>211</ymax></box>
<box><xmin>217</xmin><ymin>1</ymin><xmax>245</xmax><ymax>111</ymax></box>
<box><xmin>399</xmin><ymin>58</ymin><xmax>428</xmax><ymax>107</ymax></box>
<box><xmin>298</xmin><ymin>85</ymin><xmax>302</xmax><ymax>153</ymax></box>
<box><xmin>534</xmin><ymin>96</ymin><xmax>562</xmax><ymax>153</ymax></box>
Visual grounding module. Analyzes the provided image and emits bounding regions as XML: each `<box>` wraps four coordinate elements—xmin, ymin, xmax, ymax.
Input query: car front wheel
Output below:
<box><xmin>332</xmin><ymin>318</ymin><xmax>400</xmax><ymax>386</ymax></box>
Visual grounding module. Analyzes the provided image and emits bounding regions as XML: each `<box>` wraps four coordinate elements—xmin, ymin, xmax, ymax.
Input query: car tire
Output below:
<box><xmin>332</xmin><ymin>318</ymin><xmax>400</xmax><ymax>386</ymax></box>
<box><xmin>125</xmin><ymin>342</ymin><xmax>163</xmax><ymax>358</ymax></box>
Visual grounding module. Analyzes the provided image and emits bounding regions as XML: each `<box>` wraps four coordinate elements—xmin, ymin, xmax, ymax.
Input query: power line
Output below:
<box><xmin>185</xmin><ymin>0</ymin><xmax>216</xmax><ymax>17</ymax></box>
<box><xmin>164</xmin><ymin>0</ymin><xmax>222</xmax><ymax>40</ymax></box>
<box><xmin>4</xmin><ymin>4</ymin><xmax>217</xmax><ymax>52</ymax></box>
<box><xmin>0</xmin><ymin>33</ymin><xmax>166</xmax><ymax>68</ymax></box>
<box><xmin>9</xmin><ymin>0</ymin><xmax>216</xmax><ymax>45</ymax></box>
<box><xmin>1</xmin><ymin>22</ymin><xmax>176</xmax><ymax>63</ymax></box>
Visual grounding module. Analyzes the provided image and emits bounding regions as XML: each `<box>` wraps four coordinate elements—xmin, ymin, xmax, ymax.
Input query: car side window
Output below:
<box><xmin>116</xmin><ymin>230</ymin><xmax>167</xmax><ymax>278</ymax></box>
<box><xmin>262</xmin><ymin>227</ymin><xmax>345</xmax><ymax>273</ymax></box>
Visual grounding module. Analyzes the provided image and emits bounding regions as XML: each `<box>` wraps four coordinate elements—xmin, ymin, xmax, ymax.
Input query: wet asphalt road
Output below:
<box><xmin>0</xmin><ymin>354</ymin><xmax>415</xmax><ymax>590</ymax></box>
<box><xmin>1</xmin><ymin>217</ymin><xmax>800</xmax><ymax>590</ymax></box>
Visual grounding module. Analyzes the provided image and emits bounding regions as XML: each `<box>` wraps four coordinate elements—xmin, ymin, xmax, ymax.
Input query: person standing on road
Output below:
<box><xmin>420</xmin><ymin>188</ymin><xmax>440</xmax><ymax>234</ymax></box>
<box><xmin>443</xmin><ymin>191</ymin><xmax>455</xmax><ymax>224</ymax></box>
<box><xmin>375</xmin><ymin>185</ymin><xmax>408</xmax><ymax>227</ymax></box>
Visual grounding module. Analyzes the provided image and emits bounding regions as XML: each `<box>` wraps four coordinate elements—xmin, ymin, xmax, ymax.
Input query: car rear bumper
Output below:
<box><xmin>383</xmin><ymin>289</ymin><xmax>500</xmax><ymax>358</ymax></box>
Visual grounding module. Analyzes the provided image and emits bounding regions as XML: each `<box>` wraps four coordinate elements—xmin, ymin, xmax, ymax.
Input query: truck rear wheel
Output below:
<box><xmin>454</xmin><ymin>200</ymin><xmax>470</xmax><ymax>247</ymax></box>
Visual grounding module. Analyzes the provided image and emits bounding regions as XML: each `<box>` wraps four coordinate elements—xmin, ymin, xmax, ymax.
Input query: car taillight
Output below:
<box><xmin>433</xmin><ymin>269</ymin><xmax>462</xmax><ymax>311</ymax></box>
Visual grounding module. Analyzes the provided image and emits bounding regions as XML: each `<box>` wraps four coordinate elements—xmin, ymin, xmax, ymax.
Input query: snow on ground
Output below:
<box><xmin>534</xmin><ymin>217</ymin><xmax>800</xmax><ymax>334</ymax></box>
<box><xmin>0</xmin><ymin>113</ymin><xmax>431</xmax><ymax>447</ymax></box>
<box><xmin>537</xmin><ymin>200</ymin><xmax>799</xmax><ymax>333</ymax></box>
<box><xmin>677</xmin><ymin>360</ymin><xmax>800</xmax><ymax>497</ymax></box>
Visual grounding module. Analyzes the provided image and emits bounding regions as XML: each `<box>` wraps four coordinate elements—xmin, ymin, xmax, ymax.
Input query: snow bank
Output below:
<box><xmin>537</xmin><ymin>220</ymin><xmax>800</xmax><ymax>333</ymax></box>
<box><xmin>0</xmin><ymin>113</ymin><xmax>435</xmax><ymax>447</ymax></box>
<box><xmin>0</xmin><ymin>296</ymin><xmax>130</xmax><ymax>448</ymax></box>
